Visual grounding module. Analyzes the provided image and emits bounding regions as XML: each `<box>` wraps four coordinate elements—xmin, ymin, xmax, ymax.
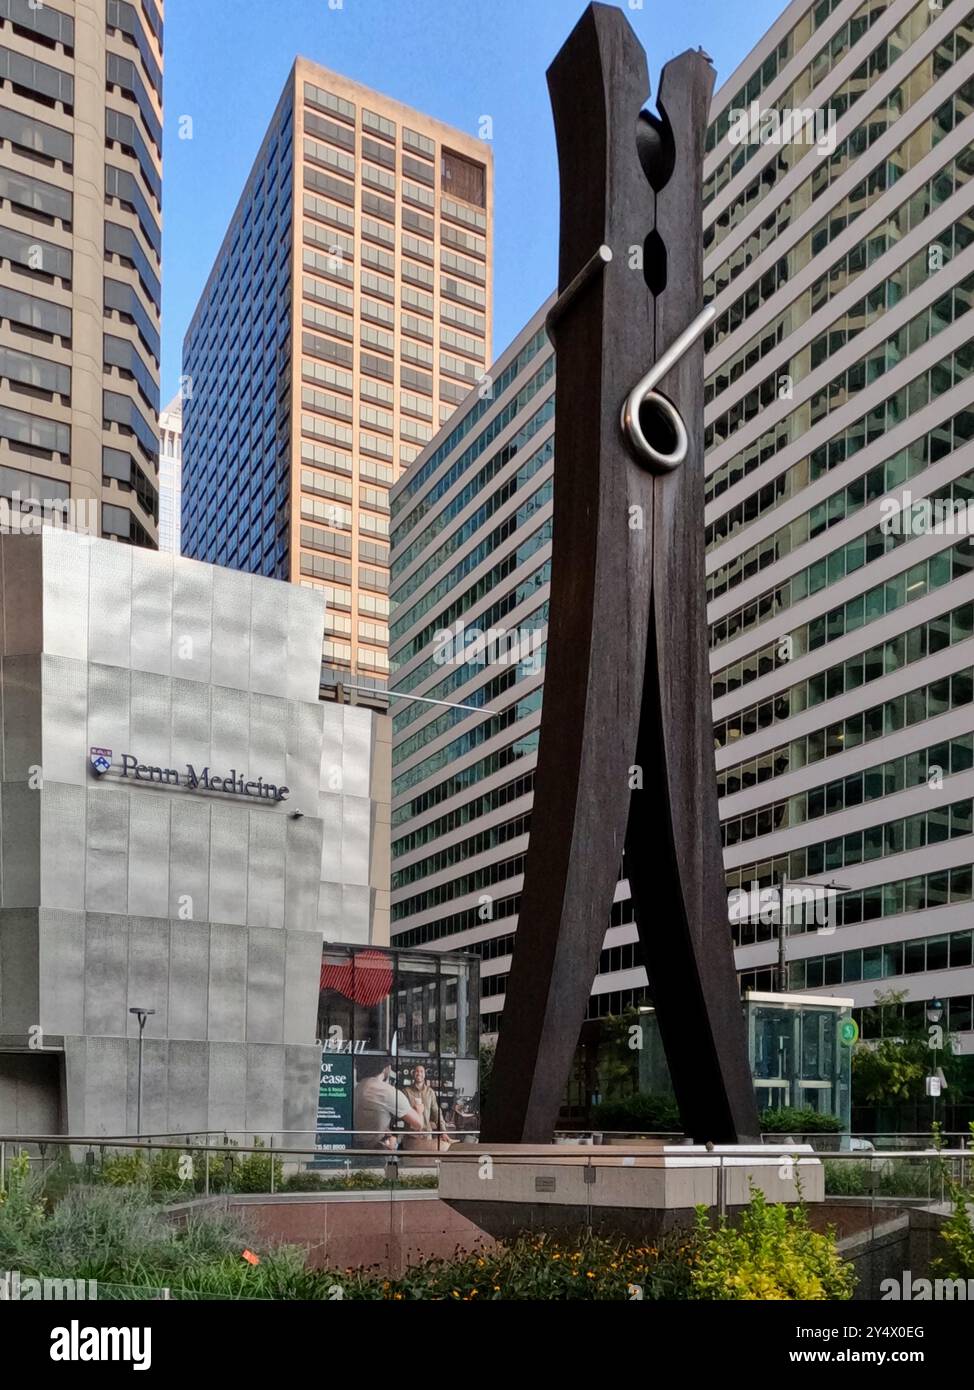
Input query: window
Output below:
<box><xmin>0</xmin><ymin>283</ymin><xmax>70</xmax><ymax>338</ymax></box>
<box><xmin>441</xmin><ymin>149</ymin><xmax>486</xmax><ymax>208</ymax></box>
<box><xmin>0</xmin><ymin>43</ymin><xmax>74</xmax><ymax>107</ymax></box>
<box><xmin>0</xmin><ymin>344</ymin><xmax>69</xmax><ymax>396</ymax></box>
<box><xmin>1</xmin><ymin>402</ymin><xmax>68</xmax><ymax>455</ymax></box>
<box><xmin>362</xmin><ymin>108</ymin><xmax>395</xmax><ymax>141</ymax></box>
<box><xmin>0</xmin><ymin>104</ymin><xmax>72</xmax><ymax>163</ymax></box>
<box><xmin>0</xmin><ymin>163</ymin><xmax>71</xmax><ymax>222</ymax></box>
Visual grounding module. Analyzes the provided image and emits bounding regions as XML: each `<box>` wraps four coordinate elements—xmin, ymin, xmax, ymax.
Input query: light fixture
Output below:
<box><xmin>926</xmin><ymin>998</ymin><xmax>944</xmax><ymax>1025</ymax></box>
<box><xmin>290</xmin><ymin>809</ymin><xmax>304</xmax><ymax>819</ymax></box>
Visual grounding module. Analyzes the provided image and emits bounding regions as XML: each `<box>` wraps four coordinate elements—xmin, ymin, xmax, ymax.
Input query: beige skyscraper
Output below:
<box><xmin>181</xmin><ymin>58</ymin><xmax>493</xmax><ymax>707</ymax></box>
<box><xmin>0</xmin><ymin>0</ymin><xmax>162</xmax><ymax>545</ymax></box>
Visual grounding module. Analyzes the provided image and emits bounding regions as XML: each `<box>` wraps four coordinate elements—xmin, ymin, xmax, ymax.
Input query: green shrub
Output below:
<box><xmin>824</xmin><ymin>1157</ymin><xmax>940</xmax><ymax>1198</ymax></box>
<box><xmin>280</xmin><ymin>1171</ymin><xmax>328</xmax><ymax>1192</ymax></box>
<box><xmin>0</xmin><ymin>1151</ymin><xmax>47</xmax><ymax>1263</ymax></box>
<box><xmin>589</xmin><ymin>1092</ymin><xmax>681</xmax><ymax>1133</ymax></box>
<box><xmin>932</xmin><ymin>1190</ymin><xmax>974</xmax><ymax>1281</ymax></box>
<box><xmin>99</xmin><ymin>1152</ymin><xmax>152</xmax><ymax>1188</ymax></box>
<box><xmin>230</xmin><ymin>1139</ymin><xmax>284</xmax><ymax>1194</ymax></box>
<box><xmin>687</xmin><ymin>1187</ymin><xmax>855</xmax><ymax>1301</ymax></box>
<box><xmin>281</xmin><ymin>1169</ymin><xmax>438</xmax><ymax>1192</ymax></box>
<box><xmin>2</xmin><ymin>1167</ymin><xmax>856</xmax><ymax>1301</ymax></box>
<box><xmin>759</xmin><ymin>1108</ymin><xmax>843</xmax><ymax>1135</ymax></box>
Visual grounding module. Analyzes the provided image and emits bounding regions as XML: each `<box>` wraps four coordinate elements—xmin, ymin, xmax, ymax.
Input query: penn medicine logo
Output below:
<box><xmin>89</xmin><ymin>747</ymin><xmax>112</xmax><ymax>776</ymax></box>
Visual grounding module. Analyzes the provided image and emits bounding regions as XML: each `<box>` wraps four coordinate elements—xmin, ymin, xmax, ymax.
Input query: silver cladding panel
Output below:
<box><xmin>0</xmin><ymin>532</ymin><xmax>381</xmax><ymax>1136</ymax></box>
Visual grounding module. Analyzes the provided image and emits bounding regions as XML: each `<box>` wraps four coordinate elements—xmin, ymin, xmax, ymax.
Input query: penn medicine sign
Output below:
<box><xmin>89</xmin><ymin>748</ymin><xmax>290</xmax><ymax>802</ymax></box>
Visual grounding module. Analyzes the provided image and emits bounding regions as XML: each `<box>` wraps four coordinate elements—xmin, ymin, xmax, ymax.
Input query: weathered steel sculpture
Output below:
<box><xmin>481</xmin><ymin>3</ymin><xmax>759</xmax><ymax>1144</ymax></box>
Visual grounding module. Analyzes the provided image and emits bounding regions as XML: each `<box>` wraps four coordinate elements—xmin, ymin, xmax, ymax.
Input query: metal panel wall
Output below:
<box><xmin>0</xmin><ymin>531</ymin><xmax>384</xmax><ymax>1138</ymax></box>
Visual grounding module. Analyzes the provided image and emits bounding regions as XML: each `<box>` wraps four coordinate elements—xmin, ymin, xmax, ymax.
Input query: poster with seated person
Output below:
<box><xmin>353</xmin><ymin>1056</ymin><xmax>424</xmax><ymax>1150</ymax></box>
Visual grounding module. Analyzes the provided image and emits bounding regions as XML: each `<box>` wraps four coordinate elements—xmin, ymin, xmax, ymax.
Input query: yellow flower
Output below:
<box><xmin>586</xmin><ymin>1271</ymin><xmax>595</xmax><ymax>1279</ymax></box>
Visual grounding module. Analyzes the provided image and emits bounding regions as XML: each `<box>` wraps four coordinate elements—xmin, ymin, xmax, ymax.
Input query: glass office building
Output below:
<box><xmin>179</xmin><ymin>90</ymin><xmax>295</xmax><ymax>582</ymax></box>
<box><xmin>181</xmin><ymin>59</ymin><xmax>492</xmax><ymax>706</ymax></box>
<box><xmin>389</xmin><ymin>0</ymin><xmax>974</xmax><ymax>1067</ymax></box>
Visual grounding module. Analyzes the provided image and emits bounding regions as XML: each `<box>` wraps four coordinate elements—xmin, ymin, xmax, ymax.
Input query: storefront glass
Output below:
<box><xmin>315</xmin><ymin>945</ymin><xmax>480</xmax><ymax>1156</ymax></box>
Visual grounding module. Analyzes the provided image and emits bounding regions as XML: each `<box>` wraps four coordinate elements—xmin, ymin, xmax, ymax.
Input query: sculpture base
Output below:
<box><xmin>439</xmin><ymin>1143</ymin><xmax>822</xmax><ymax>1241</ymax></box>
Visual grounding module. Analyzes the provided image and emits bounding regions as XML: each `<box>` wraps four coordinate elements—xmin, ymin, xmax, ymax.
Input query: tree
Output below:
<box><xmin>595</xmin><ymin>1006</ymin><xmax>643</xmax><ymax>1100</ymax></box>
<box><xmin>853</xmin><ymin>989</ymin><xmax>961</xmax><ymax>1107</ymax></box>
<box><xmin>478</xmin><ymin>1040</ymin><xmax>495</xmax><ymax>1109</ymax></box>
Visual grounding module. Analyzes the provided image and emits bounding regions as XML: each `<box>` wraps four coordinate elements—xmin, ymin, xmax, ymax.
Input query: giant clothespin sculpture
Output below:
<box><xmin>481</xmin><ymin>4</ymin><xmax>759</xmax><ymax>1145</ymax></box>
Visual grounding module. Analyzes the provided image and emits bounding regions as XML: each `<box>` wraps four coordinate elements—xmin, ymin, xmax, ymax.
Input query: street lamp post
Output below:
<box><xmin>129</xmin><ymin>1006</ymin><xmax>155</xmax><ymax>1136</ymax></box>
<box><xmin>926</xmin><ymin>998</ymin><xmax>945</xmax><ymax>1131</ymax></box>
<box><xmin>775</xmin><ymin>876</ymin><xmax>850</xmax><ymax>992</ymax></box>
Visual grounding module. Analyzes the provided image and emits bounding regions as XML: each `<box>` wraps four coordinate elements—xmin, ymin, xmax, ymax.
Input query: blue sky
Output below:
<box><xmin>161</xmin><ymin>0</ymin><xmax>787</xmax><ymax>401</ymax></box>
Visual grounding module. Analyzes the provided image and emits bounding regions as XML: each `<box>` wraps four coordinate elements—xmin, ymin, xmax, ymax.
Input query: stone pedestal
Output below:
<box><xmin>439</xmin><ymin>1143</ymin><xmax>823</xmax><ymax>1240</ymax></box>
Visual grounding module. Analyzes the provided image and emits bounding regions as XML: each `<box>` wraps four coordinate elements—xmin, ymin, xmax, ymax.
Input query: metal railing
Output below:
<box><xmin>1</xmin><ymin>1135</ymin><xmax>971</xmax><ymax>1291</ymax></box>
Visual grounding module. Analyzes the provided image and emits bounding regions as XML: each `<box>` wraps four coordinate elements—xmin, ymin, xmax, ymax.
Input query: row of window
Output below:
<box><xmin>393</xmin><ymin>330</ymin><xmax>546</xmax><ymax>516</ymax></box>
<box><xmin>706</xmin><ymin>118</ymin><xmax>973</xmax><ymax>368</ymax></box>
<box><xmin>713</xmin><ymin>497</ymin><xmax>974</xmax><ymax>674</ymax></box>
<box><xmin>394</xmin><ymin>581</ymin><xmax>547</xmax><ymax>728</ymax></box>
<box><xmin>717</xmin><ymin>664</ymin><xmax>974</xmax><ymax>799</ymax></box>
<box><xmin>394</xmin><ymin>659</ymin><xmax>524</xmax><ymax>768</ymax></box>
<box><xmin>705</xmin><ymin>0</ymin><xmax>905</xmax><ymax>207</ymax></box>
<box><xmin>0</xmin><ymin>220</ymin><xmax>70</xmax><ymax>284</ymax></box>
<box><xmin>785</xmin><ymin>925</ymin><xmax>974</xmax><ymax>991</ymax></box>
<box><xmin>710</xmin><ymin>363</ymin><xmax>974</xmax><ymax>648</ymax></box>
<box><xmin>714</xmin><ymin>599</ymin><xmax>974</xmax><ymax>751</ymax></box>
<box><xmin>856</xmin><ymin>992</ymin><xmax>974</xmax><ymax>1037</ymax></box>
<box><xmin>733</xmin><ymin>864</ymin><xmax>974</xmax><ymax>942</ymax></box>
<box><xmin>728</xmin><ymin>789</ymin><xmax>973</xmax><ymax>873</ymax></box>
<box><xmin>392</xmin><ymin>425</ymin><xmax>553</xmax><ymax>655</ymax></box>
<box><xmin>722</xmin><ymin>732</ymin><xmax>974</xmax><ymax>839</ymax></box>
<box><xmin>392</xmin><ymin>361</ymin><xmax>554</xmax><ymax>610</ymax></box>
<box><xmin>705</xmin><ymin>236</ymin><xmax>972</xmax><ymax>514</ymax></box>
<box><xmin>713</xmin><ymin>482</ymin><xmax>974</xmax><ymax>662</ymax></box>
<box><xmin>707</xmin><ymin>198</ymin><xmax>974</xmax><ymax>423</ymax></box>
<box><xmin>392</xmin><ymin>771</ymin><xmax>535</xmax><ymax>860</ymax></box>
<box><xmin>0</xmin><ymin>341</ymin><xmax>68</xmax><ymax>398</ymax></box>
<box><xmin>706</xmin><ymin>13</ymin><xmax>971</xmax><ymax>261</ymax></box>
<box><xmin>392</xmin><ymin>812</ymin><xmax>530</xmax><ymax>892</ymax></box>
<box><xmin>392</xmin><ymin>671</ymin><xmax>542</xmax><ymax>801</ymax></box>
<box><xmin>392</xmin><ymin>493</ymin><xmax>551</xmax><ymax>677</ymax></box>
<box><xmin>706</xmin><ymin>0</ymin><xmax>857</xmax><ymax>153</ymax></box>
<box><xmin>707</xmin><ymin>261</ymin><xmax>974</xmax><ymax>454</ymax></box>
<box><xmin>0</xmin><ymin>401</ymin><xmax>68</xmax><ymax>456</ymax></box>
<box><xmin>708</xmin><ymin>412</ymin><xmax>972</xmax><ymax>624</ymax></box>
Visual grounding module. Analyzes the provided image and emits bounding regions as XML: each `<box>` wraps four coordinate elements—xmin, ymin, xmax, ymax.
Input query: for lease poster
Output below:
<box><xmin>316</xmin><ymin>1053</ymin><xmax>353</xmax><ymax>1151</ymax></box>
